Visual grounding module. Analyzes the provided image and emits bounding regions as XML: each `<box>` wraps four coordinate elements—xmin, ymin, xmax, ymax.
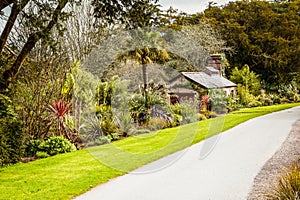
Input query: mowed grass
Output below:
<box><xmin>0</xmin><ymin>103</ymin><xmax>299</xmax><ymax>200</ymax></box>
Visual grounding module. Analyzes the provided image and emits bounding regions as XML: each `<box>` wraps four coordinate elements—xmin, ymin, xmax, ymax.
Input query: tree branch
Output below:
<box><xmin>0</xmin><ymin>0</ymin><xmax>29</xmax><ymax>56</ymax></box>
<box><xmin>1</xmin><ymin>0</ymin><xmax>69</xmax><ymax>91</ymax></box>
<box><xmin>0</xmin><ymin>0</ymin><xmax>15</xmax><ymax>11</ymax></box>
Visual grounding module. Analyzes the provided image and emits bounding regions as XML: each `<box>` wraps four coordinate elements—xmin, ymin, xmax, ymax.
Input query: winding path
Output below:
<box><xmin>75</xmin><ymin>106</ymin><xmax>300</xmax><ymax>200</ymax></box>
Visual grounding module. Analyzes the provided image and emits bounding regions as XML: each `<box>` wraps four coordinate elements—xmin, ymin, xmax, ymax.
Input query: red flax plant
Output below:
<box><xmin>47</xmin><ymin>99</ymin><xmax>72</xmax><ymax>140</ymax></box>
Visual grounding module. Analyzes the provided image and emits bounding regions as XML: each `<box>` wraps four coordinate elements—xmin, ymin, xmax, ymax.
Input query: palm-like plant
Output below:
<box><xmin>117</xmin><ymin>29</ymin><xmax>170</xmax><ymax>108</ymax></box>
<box><xmin>47</xmin><ymin>99</ymin><xmax>72</xmax><ymax>139</ymax></box>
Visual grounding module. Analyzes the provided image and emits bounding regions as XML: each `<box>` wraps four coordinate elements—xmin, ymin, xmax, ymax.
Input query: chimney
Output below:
<box><xmin>206</xmin><ymin>54</ymin><xmax>222</xmax><ymax>76</ymax></box>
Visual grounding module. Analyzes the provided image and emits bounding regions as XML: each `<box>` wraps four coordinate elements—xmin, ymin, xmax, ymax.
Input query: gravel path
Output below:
<box><xmin>247</xmin><ymin>118</ymin><xmax>300</xmax><ymax>200</ymax></box>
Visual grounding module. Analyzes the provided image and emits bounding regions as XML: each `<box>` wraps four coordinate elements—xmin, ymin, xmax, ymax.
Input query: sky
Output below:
<box><xmin>159</xmin><ymin>0</ymin><xmax>234</xmax><ymax>14</ymax></box>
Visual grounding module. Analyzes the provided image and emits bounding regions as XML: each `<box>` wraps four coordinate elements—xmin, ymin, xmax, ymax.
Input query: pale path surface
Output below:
<box><xmin>75</xmin><ymin>106</ymin><xmax>300</xmax><ymax>200</ymax></box>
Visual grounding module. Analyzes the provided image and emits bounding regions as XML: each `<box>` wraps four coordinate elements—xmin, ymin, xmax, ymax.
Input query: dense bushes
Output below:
<box><xmin>25</xmin><ymin>136</ymin><xmax>76</xmax><ymax>158</ymax></box>
<box><xmin>0</xmin><ymin>118</ymin><xmax>23</xmax><ymax>166</ymax></box>
<box><xmin>229</xmin><ymin>66</ymin><xmax>299</xmax><ymax>108</ymax></box>
<box><xmin>170</xmin><ymin>99</ymin><xmax>198</xmax><ymax>125</ymax></box>
<box><xmin>0</xmin><ymin>94</ymin><xmax>24</xmax><ymax>166</ymax></box>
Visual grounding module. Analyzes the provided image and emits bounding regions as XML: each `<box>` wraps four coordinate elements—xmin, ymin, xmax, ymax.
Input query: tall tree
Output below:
<box><xmin>0</xmin><ymin>0</ymin><xmax>70</xmax><ymax>92</ymax></box>
<box><xmin>0</xmin><ymin>0</ymin><xmax>161</xmax><ymax>92</ymax></box>
<box><xmin>202</xmin><ymin>0</ymin><xmax>300</xmax><ymax>90</ymax></box>
<box><xmin>0</xmin><ymin>0</ymin><xmax>15</xmax><ymax>11</ymax></box>
<box><xmin>117</xmin><ymin>29</ymin><xmax>170</xmax><ymax>108</ymax></box>
<box><xmin>61</xmin><ymin>0</ymin><xmax>111</xmax><ymax>62</ymax></box>
<box><xmin>92</xmin><ymin>0</ymin><xmax>160</xmax><ymax>29</ymax></box>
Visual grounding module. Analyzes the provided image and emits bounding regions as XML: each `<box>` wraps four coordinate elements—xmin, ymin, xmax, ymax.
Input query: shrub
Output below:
<box><xmin>270</xmin><ymin>94</ymin><xmax>281</xmax><ymax>104</ymax></box>
<box><xmin>25</xmin><ymin>136</ymin><xmax>76</xmax><ymax>157</ymax></box>
<box><xmin>236</xmin><ymin>84</ymin><xmax>255</xmax><ymax>107</ymax></box>
<box><xmin>266</xmin><ymin>162</ymin><xmax>300</xmax><ymax>200</ymax></box>
<box><xmin>44</xmin><ymin>136</ymin><xmax>77</xmax><ymax>156</ymax></box>
<box><xmin>172</xmin><ymin>113</ymin><xmax>182</xmax><ymax>125</ymax></box>
<box><xmin>98</xmin><ymin>136</ymin><xmax>111</xmax><ymax>144</ymax></box>
<box><xmin>80</xmin><ymin>115</ymin><xmax>104</xmax><ymax>142</ymax></box>
<box><xmin>209</xmin><ymin>89</ymin><xmax>227</xmax><ymax>114</ymax></box>
<box><xmin>148</xmin><ymin>117</ymin><xmax>168</xmax><ymax>131</ymax></box>
<box><xmin>230</xmin><ymin>64</ymin><xmax>261</xmax><ymax>95</ymax></box>
<box><xmin>200</xmin><ymin>110</ymin><xmax>218</xmax><ymax>119</ymax></box>
<box><xmin>258</xmin><ymin>93</ymin><xmax>273</xmax><ymax>106</ymax></box>
<box><xmin>0</xmin><ymin>94</ymin><xmax>24</xmax><ymax>166</ymax></box>
<box><xmin>0</xmin><ymin>118</ymin><xmax>23</xmax><ymax>166</ymax></box>
<box><xmin>132</xmin><ymin>129</ymin><xmax>151</xmax><ymax>135</ymax></box>
<box><xmin>24</xmin><ymin>139</ymin><xmax>45</xmax><ymax>157</ymax></box>
<box><xmin>115</xmin><ymin>112</ymin><xmax>135</xmax><ymax>137</ymax></box>
<box><xmin>170</xmin><ymin>99</ymin><xmax>198</xmax><ymax>125</ymax></box>
<box><xmin>170</xmin><ymin>104</ymin><xmax>181</xmax><ymax>115</ymax></box>
<box><xmin>100</xmin><ymin>117</ymin><xmax>120</xmax><ymax>136</ymax></box>
<box><xmin>36</xmin><ymin>151</ymin><xmax>49</xmax><ymax>158</ymax></box>
<box><xmin>226</xmin><ymin>95</ymin><xmax>237</xmax><ymax>112</ymax></box>
<box><xmin>278</xmin><ymin>82</ymin><xmax>298</xmax><ymax>101</ymax></box>
<box><xmin>248</xmin><ymin>100</ymin><xmax>262</xmax><ymax>108</ymax></box>
<box><xmin>107</xmin><ymin>133</ymin><xmax>119</xmax><ymax>141</ymax></box>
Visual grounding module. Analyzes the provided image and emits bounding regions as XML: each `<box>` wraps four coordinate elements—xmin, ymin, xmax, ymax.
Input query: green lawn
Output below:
<box><xmin>0</xmin><ymin>103</ymin><xmax>299</xmax><ymax>200</ymax></box>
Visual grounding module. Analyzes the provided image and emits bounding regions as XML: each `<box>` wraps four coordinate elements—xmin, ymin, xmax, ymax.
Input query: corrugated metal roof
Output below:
<box><xmin>181</xmin><ymin>72</ymin><xmax>237</xmax><ymax>89</ymax></box>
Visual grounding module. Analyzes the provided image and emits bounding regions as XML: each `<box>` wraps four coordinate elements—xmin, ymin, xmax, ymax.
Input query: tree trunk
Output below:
<box><xmin>142</xmin><ymin>63</ymin><xmax>149</xmax><ymax>109</ymax></box>
<box><xmin>0</xmin><ymin>0</ymin><xmax>15</xmax><ymax>11</ymax></box>
<box><xmin>142</xmin><ymin>63</ymin><xmax>148</xmax><ymax>90</ymax></box>
<box><xmin>1</xmin><ymin>0</ymin><xmax>69</xmax><ymax>92</ymax></box>
<box><xmin>0</xmin><ymin>0</ymin><xmax>29</xmax><ymax>55</ymax></box>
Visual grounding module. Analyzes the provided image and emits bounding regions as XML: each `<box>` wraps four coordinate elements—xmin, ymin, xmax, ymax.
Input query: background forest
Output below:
<box><xmin>0</xmin><ymin>0</ymin><xmax>299</xmax><ymax>166</ymax></box>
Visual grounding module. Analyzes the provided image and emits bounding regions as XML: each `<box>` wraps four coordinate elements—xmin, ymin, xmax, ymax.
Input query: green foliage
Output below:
<box><xmin>170</xmin><ymin>99</ymin><xmax>198</xmax><ymax>125</ymax></box>
<box><xmin>200</xmin><ymin>110</ymin><xmax>218</xmax><ymax>119</ymax></box>
<box><xmin>236</xmin><ymin>84</ymin><xmax>255</xmax><ymax>106</ymax></box>
<box><xmin>11</xmin><ymin>59</ymin><xmax>69</xmax><ymax>140</ymax></box>
<box><xmin>100</xmin><ymin>116</ymin><xmax>120</xmax><ymax>137</ymax></box>
<box><xmin>0</xmin><ymin>118</ymin><xmax>23</xmax><ymax>166</ymax></box>
<box><xmin>98</xmin><ymin>136</ymin><xmax>111</xmax><ymax>144</ymax></box>
<box><xmin>44</xmin><ymin>136</ymin><xmax>77</xmax><ymax>156</ymax></box>
<box><xmin>25</xmin><ymin>136</ymin><xmax>76</xmax><ymax>157</ymax></box>
<box><xmin>92</xmin><ymin>0</ymin><xmax>160</xmax><ymax>28</ymax></box>
<box><xmin>107</xmin><ymin>133</ymin><xmax>120</xmax><ymax>141</ymax></box>
<box><xmin>230</xmin><ymin>64</ymin><xmax>261</xmax><ymax>95</ymax></box>
<box><xmin>270</xmin><ymin>94</ymin><xmax>281</xmax><ymax>105</ymax></box>
<box><xmin>147</xmin><ymin>117</ymin><xmax>168</xmax><ymax>131</ymax></box>
<box><xmin>278</xmin><ymin>82</ymin><xmax>299</xmax><ymax>102</ymax></box>
<box><xmin>247</xmin><ymin>99</ymin><xmax>262</xmax><ymax>108</ymax></box>
<box><xmin>0</xmin><ymin>94</ymin><xmax>17</xmax><ymax>118</ymax></box>
<box><xmin>226</xmin><ymin>95</ymin><xmax>237</xmax><ymax>112</ymax></box>
<box><xmin>266</xmin><ymin>162</ymin><xmax>300</xmax><ymax>200</ymax></box>
<box><xmin>203</xmin><ymin>0</ymin><xmax>300</xmax><ymax>89</ymax></box>
<box><xmin>0</xmin><ymin>94</ymin><xmax>24</xmax><ymax>166</ymax></box>
<box><xmin>115</xmin><ymin>112</ymin><xmax>135</xmax><ymax>136</ymax></box>
<box><xmin>208</xmin><ymin>89</ymin><xmax>227</xmax><ymax>114</ymax></box>
<box><xmin>36</xmin><ymin>151</ymin><xmax>49</xmax><ymax>158</ymax></box>
<box><xmin>129</xmin><ymin>91</ymin><xmax>166</xmax><ymax>125</ymax></box>
<box><xmin>257</xmin><ymin>93</ymin><xmax>273</xmax><ymax>106</ymax></box>
<box><xmin>112</xmin><ymin>80</ymin><xmax>135</xmax><ymax>136</ymax></box>
<box><xmin>0</xmin><ymin>103</ymin><xmax>299</xmax><ymax>199</ymax></box>
<box><xmin>132</xmin><ymin>129</ymin><xmax>151</xmax><ymax>135</ymax></box>
<box><xmin>24</xmin><ymin>139</ymin><xmax>44</xmax><ymax>157</ymax></box>
<box><xmin>80</xmin><ymin>115</ymin><xmax>104</xmax><ymax>143</ymax></box>
<box><xmin>96</xmin><ymin>77</ymin><xmax>119</xmax><ymax>107</ymax></box>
